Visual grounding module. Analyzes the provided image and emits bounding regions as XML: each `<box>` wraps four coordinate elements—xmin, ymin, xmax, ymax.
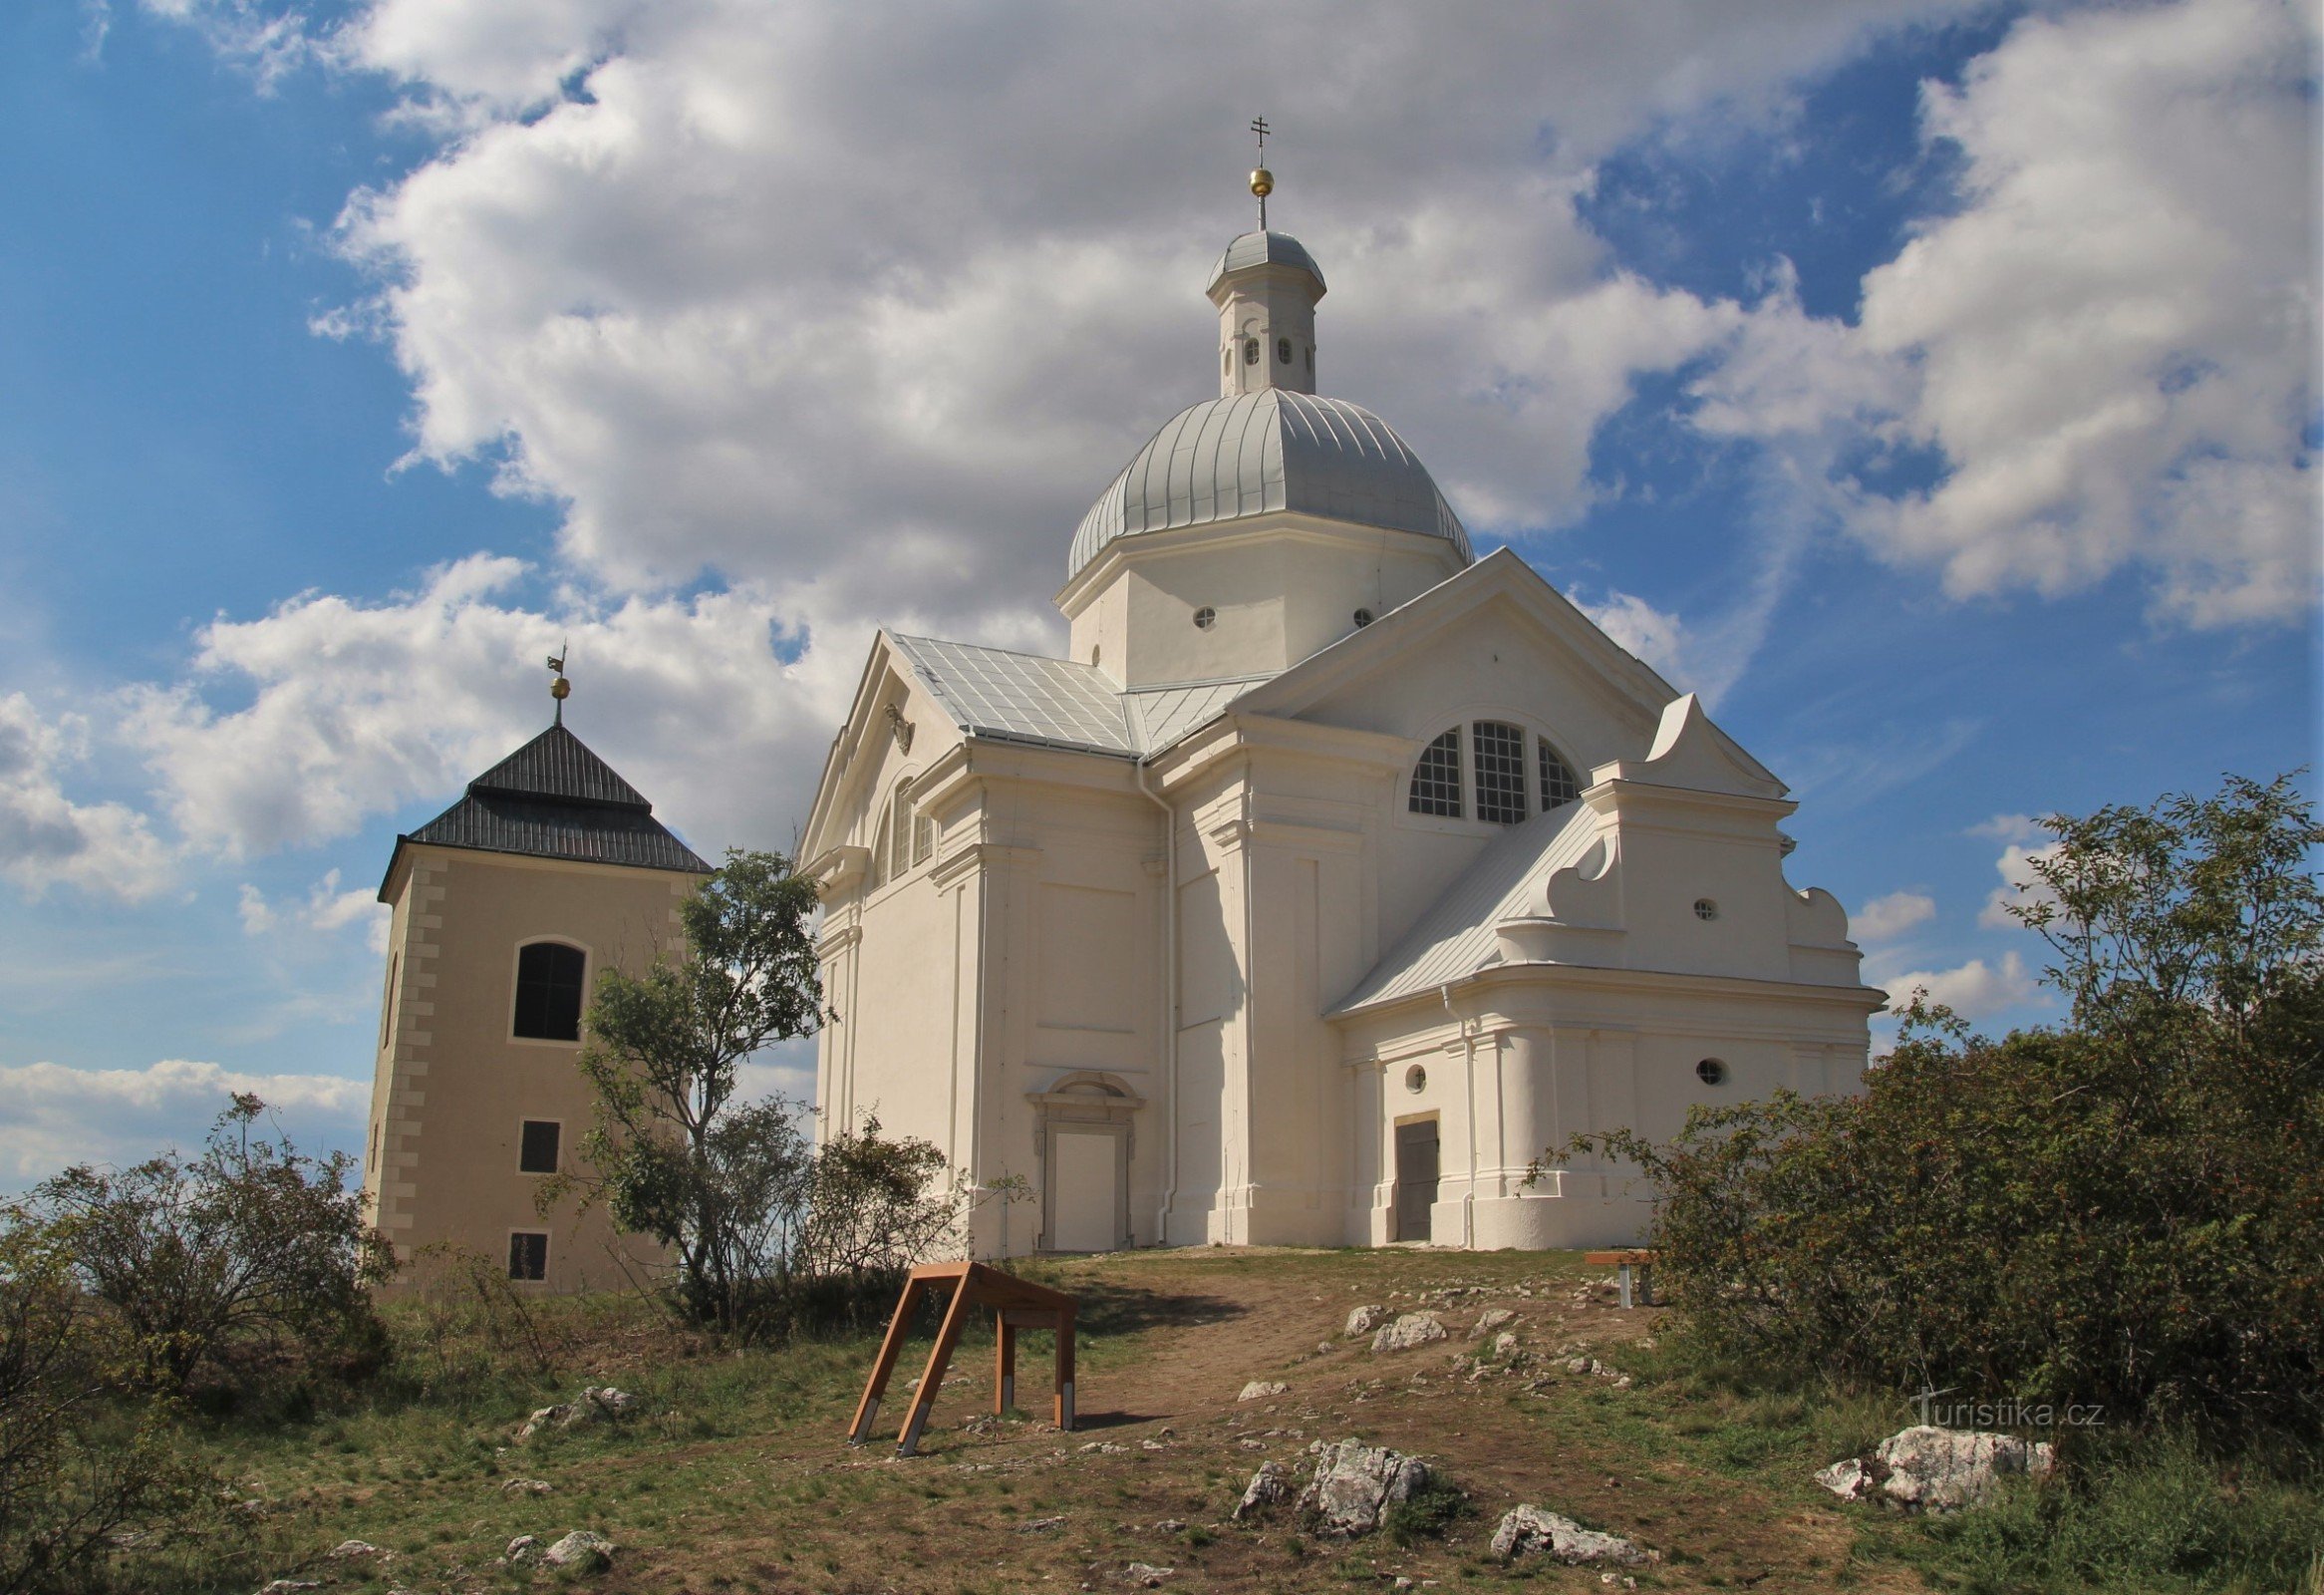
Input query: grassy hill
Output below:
<box><xmin>139</xmin><ymin>1246</ymin><xmax>2313</xmax><ymax>1595</ymax></box>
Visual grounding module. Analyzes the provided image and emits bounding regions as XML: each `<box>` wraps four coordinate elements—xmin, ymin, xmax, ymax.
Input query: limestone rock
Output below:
<box><xmin>584</xmin><ymin>1386</ymin><xmax>638</xmax><ymax>1416</ymax></box>
<box><xmin>1238</xmin><ymin>1380</ymin><xmax>1290</xmax><ymax>1402</ymax></box>
<box><xmin>501</xmin><ymin>1477</ymin><xmax>553</xmax><ymax>1495</ymax></box>
<box><xmin>504</xmin><ymin>1535</ymin><xmax>539</xmax><ymax>1562</ymax></box>
<box><xmin>540</xmin><ymin>1530</ymin><xmax>616</xmax><ymax>1571</ymax></box>
<box><xmin>1493</xmin><ymin>1332</ymin><xmax>1521</xmax><ymax>1357</ymax></box>
<box><xmin>1370</xmin><ymin>1312</ymin><xmax>1447</xmax><ymax>1353</ymax></box>
<box><xmin>257</xmin><ymin>1583</ymin><xmax>322</xmax><ymax>1594</ymax></box>
<box><xmin>328</xmin><ymin>1540</ymin><xmax>382</xmax><ymax>1559</ymax></box>
<box><xmin>1344</xmin><ymin>1304</ymin><xmax>1389</xmax><ymax>1338</ymax></box>
<box><xmin>1232</xmin><ymin>1460</ymin><xmax>1292</xmax><ymax>1520</ymax></box>
<box><xmin>1296</xmin><ymin>1437</ymin><xmax>1430</xmax><ymax>1536</ymax></box>
<box><xmin>1818</xmin><ymin>1426</ymin><xmax>2055</xmax><ymax>1512</ymax></box>
<box><xmin>1472</xmin><ymin>1308</ymin><xmax>1516</xmax><ymax>1338</ymax></box>
<box><xmin>1120</xmin><ymin>1563</ymin><xmax>1174</xmax><ymax>1587</ymax></box>
<box><xmin>1491</xmin><ymin>1505</ymin><xmax>1647</xmax><ymax>1564</ymax></box>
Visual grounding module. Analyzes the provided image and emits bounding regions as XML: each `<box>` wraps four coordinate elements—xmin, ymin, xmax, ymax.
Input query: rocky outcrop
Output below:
<box><xmin>1296</xmin><ymin>1438</ymin><xmax>1430</xmax><ymax>1537</ymax></box>
<box><xmin>540</xmin><ymin>1530</ymin><xmax>617</xmax><ymax>1571</ymax></box>
<box><xmin>1237</xmin><ymin>1380</ymin><xmax>1289</xmax><ymax>1402</ymax></box>
<box><xmin>1818</xmin><ymin>1426</ymin><xmax>2056</xmax><ymax>1512</ymax></box>
<box><xmin>1344</xmin><ymin>1305</ymin><xmax>1389</xmax><ymax>1338</ymax></box>
<box><xmin>1491</xmin><ymin>1505</ymin><xmax>1648</xmax><ymax>1564</ymax></box>
<box><xmin>515</xmin><ymin>1387</ymin><xmax>639</xmax><ymax>1441</ymax></box>
<box><xmin>1369</xmin><ymin>1313</ymin><xmax>1447</xmax><ymax>1353</ymax></box>
<box><xmin>1233</xmin><ymin>1461</ymin><xmax>1292</xmax><ymax>1520</ymax></box>
<box><xmin>1471</xmin><ymin>1308</ymin><xmax>1516</xmax><ymax>1338</ymax></box>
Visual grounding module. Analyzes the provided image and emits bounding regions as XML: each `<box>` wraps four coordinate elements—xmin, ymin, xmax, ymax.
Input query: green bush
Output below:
<box><xmin>1552</xmin><ymin>774</ymin><xmax>2322</xmax><ymax>1442</ymax></box>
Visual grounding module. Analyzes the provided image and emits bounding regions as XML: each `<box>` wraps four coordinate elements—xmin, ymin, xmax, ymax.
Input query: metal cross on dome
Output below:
<box><xmin>1250</xmin><ymin>115</ymin><xmax>1274</xmax><ymax>228</ymax></box>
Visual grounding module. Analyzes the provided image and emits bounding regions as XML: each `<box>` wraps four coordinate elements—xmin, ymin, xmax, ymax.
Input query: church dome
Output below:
<box><xmin>1068</xmin><ymin>389</ymin><xmax>1473</xmax><ymax>579</ymax></box>
<box><xmin>1206</xmin><ymin>229</ymin><xmax>1326</xmax><ymax>296</ymax></box>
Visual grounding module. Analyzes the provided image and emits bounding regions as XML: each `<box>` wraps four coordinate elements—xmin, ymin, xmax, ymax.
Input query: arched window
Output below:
<box><xmin>1276</xmin><ymin>336</ymin><xmax>1293</xmax><ymax>365</ymax></box>
<box><xmin>1539</xmin><ymin>739</ymin><xmax>1581</xmax><ymax>809</ymax></box>
<box><xmin>913</xmin><ymin>806</ymin><xmax>936</xmax><ymax>867</ymax></box>
<box><xmin>1407</xmin><ymin>729</ymin><xmax>1462</xmax><ymax>816</ymax></box>
<box><xmin>869</xmin><ymin>808</ymin><xmax>890</xmax><ymax>890</ymax></box>
<box><xmin>512</xmin><ymin>942</ymin><xmax>585</xmax><ymax>1042</ymax></box>
<box><xmin>1473</xmin><ymin>721</ymin><xmax>1527</xmax><ymax>824</ymax></box>
<box><xmin>890</xmin><ymin>785</ymin><xmax>914</xmax><ymax>880</ymax></box>
<box><xmin>1243</xmin><ymin>337</ymin><xmax>1260</xmax><ymax>366</ymax></box>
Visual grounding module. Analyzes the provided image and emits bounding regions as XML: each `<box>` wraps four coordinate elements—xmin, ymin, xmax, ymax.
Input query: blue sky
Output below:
<box><xmin>0</xmin><ymin>0</ymin><xmax>2315</xmax><ymax>1185</ymax></box>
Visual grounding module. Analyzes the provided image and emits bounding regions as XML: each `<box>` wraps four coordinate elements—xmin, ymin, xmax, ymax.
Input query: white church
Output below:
<box><xmin>798</xmin><ymin>181</ymin><xmax>1884</xmax><ymax>1256</ymax></box>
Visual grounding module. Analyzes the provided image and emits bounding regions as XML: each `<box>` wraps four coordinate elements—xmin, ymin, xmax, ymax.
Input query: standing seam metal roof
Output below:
<box><xmin>887</xmin><ymin>634</ymin><xmax>1265</xmax><ymax>759</ymax></box>
<box><xmin>1206</xmin><ymin>230</ymin><xmax>1327</xmax><ymax>294</ymax></box>
<box><xmin>1068</xmin><ymin>390</ymin><xmax>1471</xmax><ymax>579</ymax></box>
<box><xmin>1330</xmin><ymin>798</ymin><xmax>1602</xmax><ymax>1015</ymax></box>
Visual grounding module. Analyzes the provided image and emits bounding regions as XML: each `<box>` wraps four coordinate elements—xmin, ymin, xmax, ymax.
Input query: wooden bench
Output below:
<box><xmin>846</xmin><ymin>1261</ymin><xmax>1078</xmax><ymax>1457</ymax></box>
<box><xmin>1583</xmin><ymin>1249</ymin><xmax>1657</xmax><ymax>1309</ymax></box>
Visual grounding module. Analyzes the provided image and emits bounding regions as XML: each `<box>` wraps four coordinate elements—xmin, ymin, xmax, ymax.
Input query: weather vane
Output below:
<box><xmin>1250</xmin><ymin>116</ymin><xmax>1274</xmax><ymax>229</ymax></box>
<box><xmin>546</xmin><ymin>642</ymin><xmax>570</xmax><ymax>724</ymax></box>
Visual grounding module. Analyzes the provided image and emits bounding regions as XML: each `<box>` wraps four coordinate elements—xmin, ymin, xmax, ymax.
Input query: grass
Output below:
<box><xmin>56</xmin><ymin>1247</ymin><xmax>2324</xmax><ymax>1594</ymax></box>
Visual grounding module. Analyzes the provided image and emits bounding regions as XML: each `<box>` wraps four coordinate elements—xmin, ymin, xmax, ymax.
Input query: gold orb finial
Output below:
<box><xmin>1250</xmin><ymin>166</ymin><xmax>1274</xmax><ymax>198</ymax></box>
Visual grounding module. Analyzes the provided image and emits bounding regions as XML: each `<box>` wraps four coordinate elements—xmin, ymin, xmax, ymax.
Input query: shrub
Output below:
<box><xmin>1549</xmin><ymin>774</ymin><xmax>2323</xmax><ymax>1442</ymax></box>
<box><xmin>0</xmin><ymin>1222</ymin><xmax>214</xmax><ymax>1594</ymax></box>
<box><xmin>15</xmin><ymin>1095</ymin><xmax>395</xmax><ymax>1404</ymax></box>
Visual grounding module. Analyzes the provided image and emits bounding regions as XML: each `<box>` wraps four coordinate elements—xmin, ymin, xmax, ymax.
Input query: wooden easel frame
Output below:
<box><xmin>845</xmin><ymin>1260</ymin><xmax>1078</xmax><ymax>1456</ymax></box>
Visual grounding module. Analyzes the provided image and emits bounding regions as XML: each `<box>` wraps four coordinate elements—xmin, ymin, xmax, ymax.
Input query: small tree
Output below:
<box><xmin>569</xmin><ymin>849</ymin><xmax>828</xmax><ymax>1334</ymax></box>
<box><xmin>22</xmin><ymin>1095</ymin><xmax>393</xmax><ymax>1398</ymax></box>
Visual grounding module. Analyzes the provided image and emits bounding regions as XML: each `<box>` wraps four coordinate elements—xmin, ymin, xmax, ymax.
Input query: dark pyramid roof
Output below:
<box><xmin>381</xmin><ymin>723</ymin><xmax>713</xmax><ymax>898</ymax></box>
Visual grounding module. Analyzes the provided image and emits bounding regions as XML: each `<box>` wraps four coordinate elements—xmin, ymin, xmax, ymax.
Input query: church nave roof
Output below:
<box><xmin>887</xmin><ymin>633</ymin><xmax>1263</xmax><ymax>759</ymax></box>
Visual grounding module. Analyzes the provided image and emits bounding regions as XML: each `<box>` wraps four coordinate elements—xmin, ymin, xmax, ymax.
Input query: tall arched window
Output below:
<box><xmin>1407</xmin><ymin>729</ymin><xmax>1462</xmax><ymax>817</ymax></box>
<box><xmin>890</xmin><ymin>785</ymin><xmax>914</xmax><ymax>880</ymax></box>
<box><xmin>512</xmin><ymin>942</ymin><xmax>586</xmax><ymax>1041</ymax></box>
<box><xmin>913</xmin><ymin>806</ymin><xmax>936</xmax><ymax>866</ymax></box>
<box><xmin>1539</xmin><ymin>739</ymin><xmax>1581</xmax><ymax>809</ymax></box>
<box><xmin>868</xmin><ymin>807</ymin><xmax>890</xmax><ymax>890</ymax></box>
<box><xmin>1472</xmin><ymin>721</ymin><xmax>1528</xmax><ymax>824</ymax></box>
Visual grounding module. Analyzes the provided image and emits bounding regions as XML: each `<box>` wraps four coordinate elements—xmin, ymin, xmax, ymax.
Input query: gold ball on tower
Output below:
<box><xmin>1249</xmin><ymin>167</ymin><xmax>1274</xmax><ymax>199</ymax></box>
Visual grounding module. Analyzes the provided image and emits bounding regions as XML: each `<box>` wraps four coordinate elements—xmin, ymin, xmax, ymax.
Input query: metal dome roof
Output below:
<box><xmin>1067</xmin><ymin>390</ymin><xmax>1472</xmax><ymax>579</ymax></box>
<box><xmin>1206</xmin><ymin>229</ymin><xmax>1326</xmax><ymax>296</ymax></box>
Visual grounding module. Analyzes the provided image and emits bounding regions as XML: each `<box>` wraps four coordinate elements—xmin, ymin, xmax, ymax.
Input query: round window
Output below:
<box><xmin>1353</xmin><ymin>608</ymin><xmax>1374</xmax><ymax>627</ymax></box>
<box><xmin>1193</xmin><ymin>606</ymin><xmax>1217</xmax><ymax>631</ymax></box>
<box><xmin>1696</xmin><ymin>1058</ymin><xmax>1728</xmax><ymax>1086</ymax></box>
<box><xmin>1404</xmin><ymin>1064</ymin><xmax>1427</xmax><ymax>1094</ymax></box>
<box><xmin>1693</xmin><ymin>898</ymin><xmax>1719</xmax><ymax>921</ymax></box>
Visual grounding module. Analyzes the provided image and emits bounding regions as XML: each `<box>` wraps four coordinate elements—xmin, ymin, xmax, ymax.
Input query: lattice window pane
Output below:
<box><xmin>913</xmin><ymin>809</ymin><xmax>936</xmax><ymax>866</ymax></box>
<box><xmin>1539</xmin><ymin>738</ymin><xmax>1580</xmax><ymax>809</ymax></box>
<box><xmin>869</xmin><ymin>811</ymin><xmax>889</xmax><ymax>889</ymax></box>
<box><xmin>1473</xmin><ymin>721</ymin><xmax>1527</xmax><ymax>825</ymax></box>
<box><xmin>1407</xmin><ymin>728</ymin><xmax>1463</xmax><ymax>817</ymax></box>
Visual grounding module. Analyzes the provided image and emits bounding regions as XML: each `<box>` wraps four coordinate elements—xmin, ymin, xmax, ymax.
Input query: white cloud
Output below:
<box><xmin>0</xmin><ymin>693</ymin><xmax>174</xmax><ymax>902</ymax></box>
<box><xmin>0</xmin><ymin>1058</ymin><xmax>369</xmax><ymax>1188</ymax></box>
<box><xmin>120</xmin><ymin>554</ymin><xmax>865</xmax><ymax>860</ymax></box>
<box><xmin>1975</xmin><ymin>819</ymin><xmax>2063</xmax><ymax>930</ymax></box>
<box><xmin>1708</xmin><ymin>0</ymin><xmax>2320</xmax><ymax>628</ymax></box>
<box><xmin>1881</xmin><ymin>949</ymin><xmax>2040</xmax><ymax>1022</ymax></box>
<box><xmin>1853</xmin><ymin>889</ymin><xmax>1936</xmax><ymax>943</ymax></box>
<box><xmin>239</xmin><ymin>869</ymin><xmax>393</xmax><ymax>954</ymax></box>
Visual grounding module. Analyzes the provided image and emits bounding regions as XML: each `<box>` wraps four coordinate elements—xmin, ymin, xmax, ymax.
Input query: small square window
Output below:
<box><xmin>508</xmin><ymin>1231</ymin><xmax>548</xmax><ymax>1282</ymax></box>
<box><xmin>519</xmin><ymin>1120</ymin><xmax>560</xmax><ymax>1174</ymax></box>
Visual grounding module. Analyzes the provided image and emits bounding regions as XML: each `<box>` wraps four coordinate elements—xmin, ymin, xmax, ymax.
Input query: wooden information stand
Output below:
<box><xmin>846</xmin><ymin>1260</ymin><xmax>1078</xmax><ymax>1457</ymax></box>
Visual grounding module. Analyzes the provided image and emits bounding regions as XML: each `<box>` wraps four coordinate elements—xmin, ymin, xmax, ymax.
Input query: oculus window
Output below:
<box><xmin>512</xmin><ymin>942</ymin><xmax>585</xmax><ymax>1042</ymax></box>
<box><xmin>508</xmin><ymin>1231</ymin><xmax>549</xmax><ymax>1282</ymax></box>
<box><xmin>519</xmin><ymin>1120</ymin><xmax>560</xmax><ymax>1174</ymax></box>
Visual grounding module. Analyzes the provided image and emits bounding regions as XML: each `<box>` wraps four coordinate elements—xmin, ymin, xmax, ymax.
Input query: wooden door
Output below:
<box><xmin>1393</xmin><ymin>1119</ymin><xmax>1439</xmax><ymax>1242</ymax></box>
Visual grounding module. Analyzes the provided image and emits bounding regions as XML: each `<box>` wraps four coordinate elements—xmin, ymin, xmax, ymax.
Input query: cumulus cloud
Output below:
<box><xmin>120</xmin><ymin>554</ymin><xmax>869</xmax><ymax>859</ymax></box>
<box><xmin>239</xmin><ymin>869</ymin><xmax>394</xmax><ymax>953</ymax></box>
<box><xmin>0</xmin><ymin>1058</ymin><xmax>369</xmax><ymax>1187</ymax></box>
<box><xmin>0</xmin><ymin>693</ymin><xmax>174</xmax><ymax>902</ymax></box>
<box><xmin>1972</xmin><ymin>814</ymin><xmax>2063</xmax><ymax>930</ymax></box>
<box><xmin>1882</xmin><ymin>949</ymin><xmax>2041</xmax><ymax>1023</ymax></box>
<box><xmin>1853</xmin><ymin>889</ymin><xmax>1937</xmax><ymax>944</ymax></box>
<box><xmin>1708</xmin><ymin>0</ymin><xmax>2320</xmax><ymax>628</ymax></box>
